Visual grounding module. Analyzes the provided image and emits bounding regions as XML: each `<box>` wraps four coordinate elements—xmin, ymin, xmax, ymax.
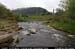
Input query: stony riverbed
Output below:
<box><xmin>2</xmin><ymin>22</ymin><xmax>75</xmax><ymax>47</ymax></box>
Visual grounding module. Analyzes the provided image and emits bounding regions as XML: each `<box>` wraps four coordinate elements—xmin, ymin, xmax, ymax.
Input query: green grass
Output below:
<box><xmin>0</xmin><ymin>19</ymin><xmax>12</xmax><ymax>29</ymax></box>
<box><xmin>25</xmin><ymin>16</ymin><xmax>48</xmax><ymax>21</ymax></box>
<box><xmin>46</xmin><ymin>20</ymin><xmax>75</xmax><ymax>34</ymax></box>
<box><xmin>18</xmin><ymin>15</ymin><xmax>50</xmax><ymax>22</ymax></box>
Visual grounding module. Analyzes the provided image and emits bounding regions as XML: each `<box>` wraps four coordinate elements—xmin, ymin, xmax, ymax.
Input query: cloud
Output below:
<box><xmin>0</xmin><ymin>0</ymin><xmax>60</xmax><ymax>12</ymax></box>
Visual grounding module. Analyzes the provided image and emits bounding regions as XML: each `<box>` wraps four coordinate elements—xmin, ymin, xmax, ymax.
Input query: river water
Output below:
<box><xmin>12</xmin><ymin>22</ymin><xmax>75</xmax><ymax>47</ymax></box>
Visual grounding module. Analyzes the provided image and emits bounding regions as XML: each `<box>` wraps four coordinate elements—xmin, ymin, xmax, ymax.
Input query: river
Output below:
<box><xmin>11</xmin><ymin>22</ymin><xmax>75</xmax><ymax>47</ymax></box>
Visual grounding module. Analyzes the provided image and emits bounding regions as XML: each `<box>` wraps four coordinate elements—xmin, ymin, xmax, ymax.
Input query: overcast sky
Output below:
<box><xmin>0</xmin><ymin>0</ymin><xmax>60</xmax><ymax>12</ymax></box>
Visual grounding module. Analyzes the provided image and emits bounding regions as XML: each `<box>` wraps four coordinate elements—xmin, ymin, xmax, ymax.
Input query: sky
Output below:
<box><xmin>0</xmin><ymin>0</ymin><xmax>60</xmax><ymax>12</ymax></box>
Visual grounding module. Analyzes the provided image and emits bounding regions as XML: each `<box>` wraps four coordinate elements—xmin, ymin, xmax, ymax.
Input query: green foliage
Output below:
<box><xmin>47</xmin><ymin>20</ymin><xmax>75</xmax><ymax>34</ymax></box>
<box><xmin>55</xmin><ymin>8</ymin><xmax>64</xmax><ymax>16</ymax></box>
<box><xmin>60</xmin><ymin>0</ymin><xmax>75</xmax><ymax>19</ymax></box>
<box><xmin>68</xmin><ymin>0</ymin><xmax>75</xmax><ymax>19</ymax></box>
<box><xmin>0</xmin><ymin>3</ymin><xmax>17</xmax><ymax>30</ymax></box>
<box><xmin>49</xmin><ymin>0</ymin><xmax>75</xmax><ymax>34</ymax></box>
<box><xmin>15</xmin><ymin>14</ymin><xmax>51</xmax><ymax>22</ymax></box>
<box><xmin>15</xmin><ymin>13</ymin><xmax>28</xmax><ymax>22</ymax></box>
<box><xmin>59</xmin><ymin>0</ymin><xmax>68</xmax><ymax>10</ymax></box>
<box><xmin>0</xmin><ymin>3</ymin><xmax>16</xmax><ymax>21</ymax></box>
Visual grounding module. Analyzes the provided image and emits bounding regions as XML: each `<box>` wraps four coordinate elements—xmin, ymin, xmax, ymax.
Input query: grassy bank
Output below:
<box><xmin>44</xmin><ymin>18</ymin><xmax>75</xmax><ymax>35</ymax></box>
<box><xmin>17</xmin><ymin>15</ymin><xmax>50</xmax><ymax>22</ymax></box>
<box><xmin>0</xmin><ymin>19</ymin><xmax>22</xmax><ymax>35</ymax></box>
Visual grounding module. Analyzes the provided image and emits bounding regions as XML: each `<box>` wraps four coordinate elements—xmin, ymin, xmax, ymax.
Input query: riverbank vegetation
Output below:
<box><xmin>45</xmin><ymin>0</ymin><xmax>75</xmax><ymax>34</ymax></box>
<box><xmin>44</xmin><ymin>0</ymin><xmax>75</xmax><ymax>34</ymax></box>
<box><xmin>48</xmin><ymin>0</ymin><xmax>75</xmax><ymax>34</ymax></box>
<box><xmin>0</xmin><ymin>3</ymin><xmax>23</xmax><ymax>46</ymax></box>
<box><xmin>0</xmin><ymin>3</ymin><xmax>20</xmax><ymax>35</ymax></box>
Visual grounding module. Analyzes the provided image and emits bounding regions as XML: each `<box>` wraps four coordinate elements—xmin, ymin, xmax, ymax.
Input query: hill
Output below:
<box><xmin>12</xmin><ymin>7</ymin><xmax>51</xmax><ymax>16</ymax></box>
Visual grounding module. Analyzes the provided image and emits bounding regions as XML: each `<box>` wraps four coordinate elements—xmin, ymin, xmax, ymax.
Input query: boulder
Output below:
<box><xmin>28</xmin><ymin>28</ymin><xmax>37</xmax><ymax>34</ymax></box>
<box><xmin>12</xmin><ymin>35</ymin><xmax>19</xmax><ymax>43</ymax></box>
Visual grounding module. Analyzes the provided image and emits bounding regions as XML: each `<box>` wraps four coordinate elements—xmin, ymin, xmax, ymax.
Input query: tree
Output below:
<box><xmin>0</xmin><ymin>3</ymin><xmax>16</xmax><ymax>21</ymax></box>
<box><xmin>55</xmin><ymin>8</ymin><xmax>64</xmax><ymax>16</ymax></box>
<box><xmin>60</xmin><ymin>0</ymin><xmax>75</xmax><ymax>19</ymax></box>
<box><xmin>59</xmin><ymin>0</ymin><xmax>68</xmax><ymax>11</ymax></box>
<box><xmin>0</xmin><ymin>3</ymin><xmax>7</xmax><ymax>18</ymax></box>
<box><xmin>68</xmin><ymin>0</ymin><xmax>75</xmax><ymax>19</ymax></box>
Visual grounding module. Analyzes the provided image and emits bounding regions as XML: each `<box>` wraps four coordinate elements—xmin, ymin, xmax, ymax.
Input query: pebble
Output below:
<box><xmin>68</xmin><ymin>35</ymin><xmax>73</xmax><ymax>37</ymax></box>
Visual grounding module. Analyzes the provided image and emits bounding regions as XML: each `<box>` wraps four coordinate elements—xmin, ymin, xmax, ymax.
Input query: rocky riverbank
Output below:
<box><xmin>0</xmin><ymin>22</ymin><xmax>22</xmax><ymax>47</ymax></box>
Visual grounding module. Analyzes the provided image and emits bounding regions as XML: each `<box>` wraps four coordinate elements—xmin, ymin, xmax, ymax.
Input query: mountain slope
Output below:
<box><xmin>12</xmin><ymin>7</ymin><xmax>51</xmax><ymax>16</ymax></box>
